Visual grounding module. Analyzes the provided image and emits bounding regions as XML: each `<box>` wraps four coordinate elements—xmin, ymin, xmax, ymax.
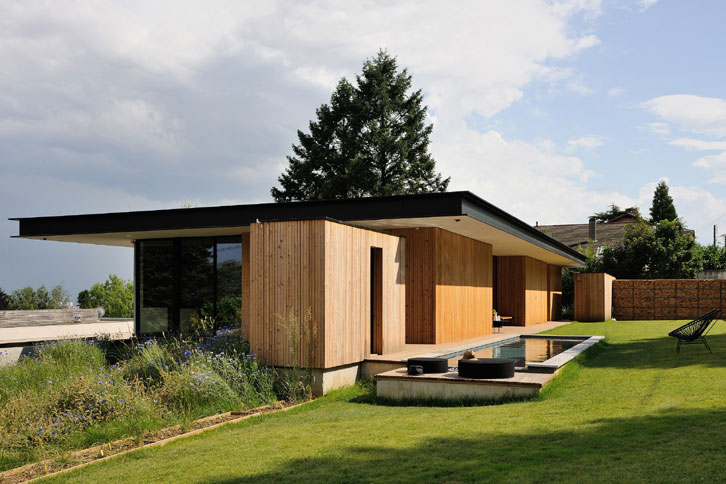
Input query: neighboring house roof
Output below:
<box><xmin>10</xmin><ymin>191</ymin><xmax>586</xmax><ymax>267</ymax></box>
<box><xmin>607</xmin><ymin>212</ymin><xmax>640</xmax><ymax>224</ymax></box>
<box><xmin>535</xmin><ymin>222</ymin><xmax>630</xmax><ymax>250</ymax></box>
<box><xmin>536</xmin><ymin>218</ymin><xmax>696</xmax><ymax>251</ymax></box>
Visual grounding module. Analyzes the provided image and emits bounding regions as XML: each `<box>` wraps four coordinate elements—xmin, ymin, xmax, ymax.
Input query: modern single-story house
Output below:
<box><xmin>11</xmin><ymin>191</ymin><xmax>584</xmax><ymax>392</ymax></box>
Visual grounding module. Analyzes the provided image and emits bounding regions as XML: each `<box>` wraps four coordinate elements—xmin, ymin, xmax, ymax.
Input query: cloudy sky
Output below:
<box><xmin>2</xmin><ymin>0</ymin><xmax>726</xmax><ymax>299</ymax></box>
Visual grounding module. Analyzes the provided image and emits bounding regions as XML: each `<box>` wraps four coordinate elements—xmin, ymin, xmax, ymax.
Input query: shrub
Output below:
<box><xmin>121</xmin><ymin>339</ymin><xmax>179</xmax><ymax>385</ymax></box>
<box><xmin>156</xmin><ymin>363</ymin><xmax>238</xmax><ymax>414</ymax></box>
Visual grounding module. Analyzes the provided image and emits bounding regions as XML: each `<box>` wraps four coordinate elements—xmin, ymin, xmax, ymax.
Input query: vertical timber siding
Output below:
<box><xmin>496</xmin><ymin>256</ymin><xmax>550</xmax><ymax>326</ymax></box>
<box><xmin>574</xmin><ymin>273</ymin><xmax>614</xmax><ymax>322</ymax></box>
<box><xmin>525</xmin><ymin>257</ymin><xmax>548</xmax><ymax>325</ymax></box>
<box><xmin>612</xmin><ymin>279</ymin><xmax>725</xmax><ymax>320</ymax></box>
<box><xmin>547</xmin><ymin>264</ymin><xmax>563</xmax><ymax>321</ymax></box>
<box><xmin>250</xmin><ymin>220</ymin><xmax>326</xmax><ymax>368</ymax></box>
<box><xmin>435</xmin><ymin>228</ymin><xmax>493</xmax><ymax>344</ymax></box>
<box><xmin>323</xmin><ymin>222</ymin><xmax>405</xmax><ymax>367</ymax></box>
<box><xmin>249</xmin><ymin>219</ymin><xmax>405</xmax><ymax>369</ymax></box>
<box><xmin>389</xmin><ymin>228</ymin><xmax>436</xmax><ymax>343</ymax></box>
<box><xmin>392</xmin><ymin>228</ymin><xmax>493</xmax><ymax>344</ymax></box>
<box><xmin>496</xmin><ymin>256</ymin><xmax>526</xmax><ymax>325</ymax></box>
<box><xmin>241</xmin><ymin>232</ymin><xmax>250</xmax><ymax>339</ymax></box>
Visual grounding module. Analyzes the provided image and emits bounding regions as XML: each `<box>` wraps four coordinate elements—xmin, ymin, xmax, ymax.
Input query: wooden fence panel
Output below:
<box><xmin>612</xmin><ymin>279</ymin><xmax>726</xmax><ymax>320</ymax></box>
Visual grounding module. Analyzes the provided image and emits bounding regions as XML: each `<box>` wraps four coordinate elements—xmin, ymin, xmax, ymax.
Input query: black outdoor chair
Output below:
<box><xmin>668</xmin><ymin>309</ymin><xmax>722</xmax><ymax>354</ymax></box>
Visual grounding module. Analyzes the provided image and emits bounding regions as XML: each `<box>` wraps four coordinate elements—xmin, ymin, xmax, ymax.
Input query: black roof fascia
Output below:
<box><xmin>10</xmin><ymin>192</ymin><xmax>463</xmax><ymax>237</ymax></box>
<box><xmin>10</xmin><ymin>191</ymin><xmax>585</xmax><ymax>264</ymax></box>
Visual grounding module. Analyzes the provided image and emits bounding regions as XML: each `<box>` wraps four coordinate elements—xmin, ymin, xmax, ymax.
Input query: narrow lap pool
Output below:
<box><xmin>439</xmin><ymin>335</ymin><xmax>588</xmax><ymax>370</ymax></box>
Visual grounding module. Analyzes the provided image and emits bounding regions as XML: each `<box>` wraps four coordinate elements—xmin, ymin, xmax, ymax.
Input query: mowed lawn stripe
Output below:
<box><xmin>42</xmin><ymin>321</ymin><xmax>726</xmax><ymax>484</ymax></box>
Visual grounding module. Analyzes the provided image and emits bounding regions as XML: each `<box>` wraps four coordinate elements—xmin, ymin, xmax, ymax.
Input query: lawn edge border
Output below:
<box><xmin>3</xmin><ymin>400</ymin><xmax>310</xmax><ymax>484</ymax></box>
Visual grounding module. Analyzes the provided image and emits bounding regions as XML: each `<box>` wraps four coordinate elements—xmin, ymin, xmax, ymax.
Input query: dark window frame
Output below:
<box><xmin>135</xmin><ymin>235</ymin><xmax>242</xmax><ymax>336</ymax></box>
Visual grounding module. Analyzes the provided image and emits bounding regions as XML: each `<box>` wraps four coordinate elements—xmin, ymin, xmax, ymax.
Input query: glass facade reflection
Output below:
<box><xmin>137</xmin><ymin>236</ymin><xmax>242</xmax><ymax>335</ymax></box>
<box><xmin>139</xmin><ymin>239</ymin><xmax>174</xmax><ymax>334</ymax></box>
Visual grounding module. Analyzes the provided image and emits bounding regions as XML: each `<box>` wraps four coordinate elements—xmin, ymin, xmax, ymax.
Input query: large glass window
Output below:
<box><xmin>139</xmin><ymin>239</ymin><xmax>174</xmax><ymax>334</ymax></box>
<box><xmin>137</xmin><ymin>236</ymin><xmax>242</xmax><ymax>334</ymax></box>
<box><xmin>216</xmin><ymin>237</ymin><xmax>243</xmax><ymax>327</ymax></box>
<box><xmin>179</xmin><ymin>238</ymin><xmax>214</xmax><ymax>333</ymax></box>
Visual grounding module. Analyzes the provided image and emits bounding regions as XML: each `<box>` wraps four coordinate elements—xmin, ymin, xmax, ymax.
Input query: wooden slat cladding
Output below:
<box><xmin>391</xmin><ymin>227</ymin><xmax>493</xmax><ymax>344</ymax></box>
<box><xmin>525</xmin><ymin>258</ymin><xmax>548</xmax><ymax>325</ymax></box>
<box><xmin>323</xmin><ymin>222</ymin><xmax>405</xmax><ymax>367</ymax></box>
<box><xmin>496</xmin><ymin>256</ymin><xmax>551</xmax><ymax>326</ymax></box>
<box><xmin>249</xmin><ymin>220</ymin><xmax>326</xmax><ymax>368</ymax></box>
<box><xmin>547</xmin><ymin>264</ymin><xmax>562</xmax><ymax>321</ymax></box>
<box><xmin>249</xmin><ymin>219</ymin><xmax>405</xmax><ymax>369</ymax></box>
<box><xmin>574</xmin><ymin>273</ymin><xmax>615</xmax><ymax>322</ymax></box>
<box><xmin>241</xmin><ymin>233</ymin><xmax>250</xmax><ymax>339</ymax></box>
<box><xmin>389</xmin><ymin>228</ymin><xmax>436</xmax><ymax>343</ymax></box>
<box><xmin>612</xmin><ymin>279</ymin><xmax>725</xmax><ymax>320</ymax></box>
<box><xmin>435</xmin><ymin>228</ymin><xmax>493</xmax><ymax>343</ymax></box>
<box><xmin>496</xmin><ymin>256</ymin><xmax>526</xmax><ymax>325</ymax></box>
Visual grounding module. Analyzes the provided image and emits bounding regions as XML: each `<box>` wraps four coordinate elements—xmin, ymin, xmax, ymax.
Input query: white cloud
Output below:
<box><xmin>434</xmin><ymin>127</ymin><xmax>613</xmax><ymax>225</ymax></box>
<box><xmin>566</xmin><ymin>136</ymin><xmax>604</xmax><ymax>151</ymax></box>
<box><xmin>644</xmin><ymin>122</ymin><xmax>671</xmax><ymax>136</ymax></box>
<box><xmin>670</xmin><ymin>138</ymin><xmax>726</xmax><ymax>151</ymax></box>
<box><xmin>0</xmin><ymin>0</ymin><xmax>609</xmax><ymax>293</ymax></box>
<box><xmin>637</xmin><ymin>0</ymin><xmax>659</xmax><ymax>12</ymax></box>
<box><xmin>642</xmin><ymin>95</ymin><xmax>726</xmax><ymax>138</ymax></box>
<box><xmin>608</xmin><ymin>87</ymin><xmax>625</xmax><ymax>97</ymax></box>
<box><xmin>693</xmin><ymin>152</ymin><xmax>726</xmax><ymax>184</ymax></box>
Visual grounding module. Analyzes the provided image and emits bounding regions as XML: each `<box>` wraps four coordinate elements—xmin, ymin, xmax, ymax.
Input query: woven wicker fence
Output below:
<box><xmin>612</xmin><ymin>279</ymin><xmax>725</xmax><ymax>320</ymax></box>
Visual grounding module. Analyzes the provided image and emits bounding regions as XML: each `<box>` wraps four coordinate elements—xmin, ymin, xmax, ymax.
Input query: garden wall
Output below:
<box><xmin>0</xmin><ymin>308</ymin><xmax>100</xmax><ymax>328</ymax></box>
<box><xmin>612</xmin><ymin>279</ymin><xmax>726</xmax><ymax>320</ymax></box>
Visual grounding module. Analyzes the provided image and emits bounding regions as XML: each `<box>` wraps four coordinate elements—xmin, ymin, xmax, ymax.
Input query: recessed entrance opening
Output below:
<box><xmin>370</xmin><ymin>247</ymin><xmax>383</xmax><ymax>355</ymax></box>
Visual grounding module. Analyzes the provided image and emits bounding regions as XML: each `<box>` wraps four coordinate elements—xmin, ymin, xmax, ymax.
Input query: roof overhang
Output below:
<box><xmin>10</xmin><ymin>191</ymin><xmax>585</xmax><ymax>267</ymax></box>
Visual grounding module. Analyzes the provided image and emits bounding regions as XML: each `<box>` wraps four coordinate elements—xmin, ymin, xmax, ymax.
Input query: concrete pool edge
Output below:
<box><xmin>526</xmin><ymin>336</ymin><xmax>604</xmax><ymax>372</ymax></box>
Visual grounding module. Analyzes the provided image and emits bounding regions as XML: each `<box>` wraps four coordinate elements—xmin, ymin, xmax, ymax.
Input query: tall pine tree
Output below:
<box><xmin>649</xmin><ymin>180</ymin><xmax>678</xmax><ymax>222</ymax></box>
<box><xmin>271</xmin><ymin>50</ymin><xmax>449</xmax><ymax>202</ymax></box>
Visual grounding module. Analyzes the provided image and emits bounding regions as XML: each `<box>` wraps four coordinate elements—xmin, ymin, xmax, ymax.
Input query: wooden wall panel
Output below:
<box><xmin>250</xmin><ymin>219</ymin><xmax>405</xmax><ymax>369</ymax></box>
<box><xmin>389</xmin><ymin>228</ymin><xmax>436</xmax><ymax>343</ymax></box>
<box><xmin>434</xmin><ymin>229</ymin><xmax>493</xmax><ymax>344</ymax></box>
<box><xmin>391</xmin><ymin>227</ymin><xmax>493</xmax><ymax>344</ymax></box>
<box><xmin>574</xmin><ymin>273</ymin><xmax>615</xmax><ymax>322</ymax></box>
<box><xmin>496</xmin><ymin>256</ymin><xmax>526</xmax><ymax>326</ymax></box>
<box><xmin>525</xmin><ymin>258</ymin><xmax>548</xmax><ymax>325</ymax></box>
<box><xmin>249</xmin><ymin>220</ymin><xmax>326</xmax><ymax>368</ymax></box>
<box><xmin>323</xmin><ymin>221</ymin><xmax>405</xmax><ymax>367</ymax></box>
<box><xmin>241</xmin><ymin>232</ymin><xmax>250</xmax><ymax>339</ymax></box>
<box><xmin>547</xmin><ymin>264</ymin><xmax>563</xmax><ymax>321</ymax></box>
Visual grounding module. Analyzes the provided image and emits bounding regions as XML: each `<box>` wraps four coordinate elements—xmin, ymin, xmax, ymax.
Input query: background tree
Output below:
<box><xmin>0</xmin><ymin>287</ymin><xmax>10</xmax><ymax>310</ymax></box>
<box><xmin>650</xmin><ymin>180</ymin><xmax>678</xmax><ymax>222</ymax></box>
<box><xmin>695</xmin><ymin>243</ymin><xmax>726</xmax><ymax>271</ymax></box>
<box><xmin>8</xmin><ymin>284</ymin><xmax>69</xmax><ymax>309</ymax></box>
<box><xmin>272</xmin><ymin>50</ymin><xmax>449</xmax><ymax>202</ymax></box>
<box><xmin>597</xmin><ymin>220</ymin><xmax>699</xmax><ymax>279</ymax></box>
<box><xmin>591</xmin><ymin>204</ymin><xmax>639</xmax><ymax>223</ymax></box>
<box><xmin>78</xmin><ymin>275</ymin><xmax>134</xmax><ymax>318</ymax></box>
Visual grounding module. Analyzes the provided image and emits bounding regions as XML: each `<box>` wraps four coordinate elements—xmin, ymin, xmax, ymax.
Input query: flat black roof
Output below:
<box><xmin>10</xmin><ymin>191</ymin><xmax>585</xmax><ymax>265</ymax></box>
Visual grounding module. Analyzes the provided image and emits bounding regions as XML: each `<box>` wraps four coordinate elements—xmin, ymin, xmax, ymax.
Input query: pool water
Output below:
<box><xmin>444</xmin><ymin>337</ymin><xmax>581</xmax><ymax>368</ymax></box>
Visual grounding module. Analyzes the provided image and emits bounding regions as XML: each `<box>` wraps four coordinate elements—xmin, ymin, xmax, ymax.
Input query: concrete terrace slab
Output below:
<box><xmin>0</xmin><ymin>320</ymin><xmax>134</xmax><ymax>346</ymax></box>
<box><xmin>375</xmin><ymin>367</ymin><xmax>552</xmax><ymax>400</ymax></box>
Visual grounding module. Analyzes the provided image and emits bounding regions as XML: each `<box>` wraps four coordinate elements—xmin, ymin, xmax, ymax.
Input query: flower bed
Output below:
<box><xmin>0</xmin><ymin>329</ymin><xmax>306</xmax><ymax>472</ymax></box>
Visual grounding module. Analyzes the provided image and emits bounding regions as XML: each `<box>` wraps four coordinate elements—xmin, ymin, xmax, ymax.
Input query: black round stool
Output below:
<box><xmin>406</xmin><ymin>357</ymin><xmax>449</xmax><ymax>374</ymax></box>
<box><xmin>458</xmin><ymin>358</ymin><xmax>515</xmax><ymax>379</ymax></box>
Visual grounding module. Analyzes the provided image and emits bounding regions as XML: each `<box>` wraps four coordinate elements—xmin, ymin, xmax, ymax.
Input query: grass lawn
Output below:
<box><xmin>42</xmin><ymin>320</ymin><xmax>726</xmax><ymax>484</ymax></box>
